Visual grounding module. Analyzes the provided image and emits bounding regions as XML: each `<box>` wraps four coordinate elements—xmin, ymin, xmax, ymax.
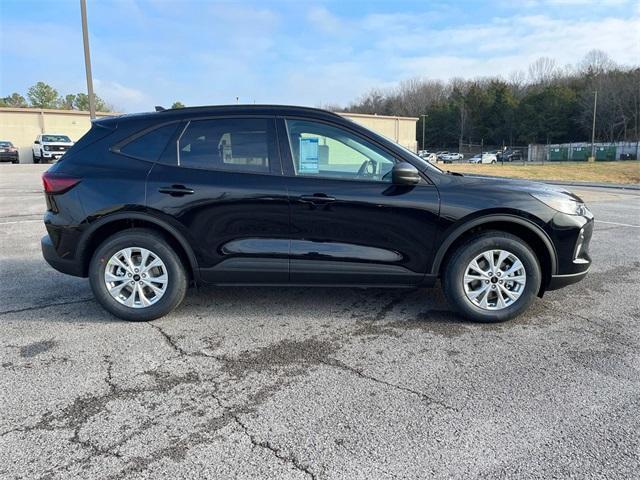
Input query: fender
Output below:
<box><xmin>76</xmin><ymin>211</ymin><xmax>200</xmax><ymax>280</ymax></box>
<box><xmin>430</xmin><ymin>214</ymin><xmax>558</xmax><ymax>276</ymax></box>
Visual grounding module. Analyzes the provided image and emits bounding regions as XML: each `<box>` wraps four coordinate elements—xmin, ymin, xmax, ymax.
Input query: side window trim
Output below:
<box><xmin>282</xmin><ymin>117</ymin><xmax>399</xmax><ymax>184</ymax></box>
<box><xmin>175</xmin><ymin>121</ymin><xmax>190</xmax><ymax>167</ymax></box>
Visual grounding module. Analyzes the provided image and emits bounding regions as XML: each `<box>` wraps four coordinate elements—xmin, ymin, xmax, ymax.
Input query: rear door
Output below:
<box><xmin>279</xmin><ymin>117</ymin><xmax>440</xmax><ymax>286</ymax></box>
<box><xmin>142</xmin><ymin>116</ymin><xmax>290</xmax><ymax>283</ymax></box>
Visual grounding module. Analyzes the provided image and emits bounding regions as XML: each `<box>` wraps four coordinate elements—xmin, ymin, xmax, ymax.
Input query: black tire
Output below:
<box><xmin>12</xmin><ymin>160</ymin><xmax>18</xmax><ymax>164</ymax></box>
<box><xmin>89</xmin><ymin>228</ymin><xmax>188</xmax><ymax>321</ymax></box>
<box><xmin>443</xmin><ymin>231</ymin><xmax>541</xmax><ymax>323</ymax></box>
<box><xmin>32</xmin><ymin>152</ymin><xmax>39</xmax><ymax>164</ymax></box>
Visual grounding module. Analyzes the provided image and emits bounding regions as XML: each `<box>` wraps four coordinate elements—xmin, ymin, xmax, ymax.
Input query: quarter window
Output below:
<box><xmin>120</xmin><ymin>123</ymin><xmax>179</xmax><ymax>161</ymax></box>
<box><xmin>285</xmin><ymin>119</ymin><xmax>396</xmax><ymax>182</ymax></box>
<box><xmin>178</xmin><ymin>118</ymin><xmax>274</xmax><ymax>173</ymax></box>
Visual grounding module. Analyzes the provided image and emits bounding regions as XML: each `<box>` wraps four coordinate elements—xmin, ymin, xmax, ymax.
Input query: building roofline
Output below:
<box><xmin>340</xmin><ymin>112</ymin><xmax>419</xmax><ymax>121</ymax></box>
<box><xmin>0</xmin><ymin>106</ymin><xmax>117</xmax><ymax>116</ymax></box>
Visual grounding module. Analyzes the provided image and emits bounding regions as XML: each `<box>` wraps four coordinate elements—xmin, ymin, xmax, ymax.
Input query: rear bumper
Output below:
<box><xmin>547</xmin><ymin>268</ymin><xmax>590</xmax><ymax>290</ymax></box>
<box><xmin>41</xmin><ymin>234</ymin><xmax>84</xmax><ymax>277</ymax></box>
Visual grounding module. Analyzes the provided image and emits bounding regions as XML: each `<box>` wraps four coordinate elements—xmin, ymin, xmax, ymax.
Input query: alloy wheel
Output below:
<box><xmin>463</xmin><ymin>249</ymin><xmax>527</xmax><ymax>310</ymax></box>
<box><xmin>104</xmin><ymin>247</ymin><xmax>168</xmax><ymax>308</ymax></box>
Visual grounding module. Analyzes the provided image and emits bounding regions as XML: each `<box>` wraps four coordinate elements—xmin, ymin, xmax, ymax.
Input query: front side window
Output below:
<box><xmin>285</xmin><ymin>119</ymin><xmax>396</xmax><ymax>182</ymax></box>
<box><xmin>178</xmin><ymin>118</ymin><xmax>275</xmax><ymax>173</ymax></box>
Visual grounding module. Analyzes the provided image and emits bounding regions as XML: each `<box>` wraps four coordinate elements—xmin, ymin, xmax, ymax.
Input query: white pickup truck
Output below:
<box><xmin>32</xmin><ymin>134</ymin><xmax>74</xmax><ymax>164</ymax></box>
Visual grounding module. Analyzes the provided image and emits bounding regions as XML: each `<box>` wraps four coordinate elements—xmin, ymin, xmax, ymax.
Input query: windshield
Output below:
<box><xmin>0</xmin><ymin>141</ymin><xmax>12</xmax><ymax>147</ymax></box>
<box><xmin>42</xmin><ymin>135</ymin><xmax>71</xmax><ymax>143</ymax></box>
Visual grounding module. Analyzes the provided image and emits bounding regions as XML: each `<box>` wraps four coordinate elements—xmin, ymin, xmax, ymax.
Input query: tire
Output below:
<box><xmin>491</xmin><ymin>160</ymin><xmax>496</xmax><ymax>164</ymax></box>
<box><xmin>443</xmin><ymin>231</ymin><xmax>541</xmax><ymax>323</ymax></box>
<box><xmin>12</xmin><ymin>160</ymin><xmax>18</xmax><ymax>164</ymax></box>
<box><xmin>89</xmin><ymin>228</ymin><xmax>188</xmax><ymax>321</ymax></box>
<box><xmin>32</xmin><ymin>152</ymin><xmax>39</xmax><ymax>164</ymax></box>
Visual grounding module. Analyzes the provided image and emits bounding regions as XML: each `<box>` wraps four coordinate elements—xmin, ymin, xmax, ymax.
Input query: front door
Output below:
<box><xmin>280</xmin><ymin>117</ymin><xmax>440</xmax><ymax>286</ymax></box>
<box><xmin>145</xmin><ymin>116</ymin><xmax>290</xmax><ymax>284</ymax></box>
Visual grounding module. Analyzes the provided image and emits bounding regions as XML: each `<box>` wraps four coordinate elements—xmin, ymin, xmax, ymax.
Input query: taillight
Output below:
<box><xmin>42</xmin><ymin>172</ymin><xmax>80</xmax><ymax>194</ymax></box>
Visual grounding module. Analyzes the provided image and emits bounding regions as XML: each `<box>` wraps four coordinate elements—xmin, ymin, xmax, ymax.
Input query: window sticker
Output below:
<box><xmin>299</xmin><ymin>137</ymin><xmax>319</xmax><ymax>173</ymax></box>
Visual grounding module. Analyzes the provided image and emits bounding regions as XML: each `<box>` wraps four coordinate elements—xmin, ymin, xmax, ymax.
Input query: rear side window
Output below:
<box><xmin>178</xmin><ymin>118</ymin><xmax>275</xmax><ymax>174</ymax></box>
<box><xmin>120</xmin><ymin>123</ymin><xmax>179</xmax><ymax>161</ymax></box>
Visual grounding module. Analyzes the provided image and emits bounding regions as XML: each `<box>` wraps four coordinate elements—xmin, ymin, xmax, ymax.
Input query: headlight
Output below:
<box><xmin>43</xmin><ymin>145</ymin><xmax>50</xmax><ymax>151</ymax></box>
<box><xmin>531</xmin><ymin>192</ymin><xmax>590</xmax><ymax>216</ymax></box>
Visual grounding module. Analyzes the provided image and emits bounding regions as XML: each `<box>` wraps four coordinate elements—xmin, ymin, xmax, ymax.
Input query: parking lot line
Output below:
<box><xmin>597</xmin><ymin>220</ymin><xmax>640</xmax><ymax>228</ymax></box>
<box><xmin>0</xmin><ymin>219</ymin><xmax>42</xmax><ymax>225</ymax></box>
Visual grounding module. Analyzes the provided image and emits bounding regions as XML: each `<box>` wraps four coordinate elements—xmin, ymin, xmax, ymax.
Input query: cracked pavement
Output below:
<box><xmin>1</xmin><ymin>164</ymin><xmax>639</xmax><ymax>479</ymax></box>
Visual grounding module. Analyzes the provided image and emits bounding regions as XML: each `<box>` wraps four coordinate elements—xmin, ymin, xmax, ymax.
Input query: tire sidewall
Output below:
<box><xmin>89</xmin><ymin>230</ymin><xmax>187</xmax><ymax>321</ymax></box>
<box><xmin>445</xmin><ymin>234</ymin><xmax>541</xmax><ymax>322</ymax></box>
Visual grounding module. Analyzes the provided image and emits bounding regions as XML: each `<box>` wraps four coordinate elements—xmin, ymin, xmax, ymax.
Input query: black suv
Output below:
<box><xmin>41</xmin><ymin>105</ymin><xmax>593</xmax><ymax>322</ymax></box>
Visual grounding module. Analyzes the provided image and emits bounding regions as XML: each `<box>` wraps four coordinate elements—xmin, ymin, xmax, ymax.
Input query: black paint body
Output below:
<box><xmin>41</xmin><ymin>105</ymin><xmax>593</xmax><ymax>292</ymax></box>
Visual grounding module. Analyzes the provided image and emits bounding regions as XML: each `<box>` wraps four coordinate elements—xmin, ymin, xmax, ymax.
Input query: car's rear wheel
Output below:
<box><xmin>443</xmin><ymin>231</ymin><xmax>541</xmax><ymax>322</ymax></box>
<box><xmin>89</xmin><ymin>229</ymin><xmax>187</xmax><ymax>321</ymax></box>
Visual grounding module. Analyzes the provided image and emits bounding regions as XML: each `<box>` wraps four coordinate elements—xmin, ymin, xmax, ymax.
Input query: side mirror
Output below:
<box><xmin>35</xmin><ymin>140</ymin><xmax>40</xmax><ymax>144</ymax></box>
<box><xmin>392</xmin><ymin>162</ymin><xmax>421</xmax><ymax>185</ymax></box>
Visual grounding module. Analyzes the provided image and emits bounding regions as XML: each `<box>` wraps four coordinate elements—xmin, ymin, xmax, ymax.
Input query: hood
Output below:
<box><xmin>452</xmin><ymin>174</ymin><xmax>584</xmax><ymax>202</ymax></box>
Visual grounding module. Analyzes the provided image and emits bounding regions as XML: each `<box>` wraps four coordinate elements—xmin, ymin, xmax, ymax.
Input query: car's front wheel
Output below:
<box><xmin>89</xmin><ymin>229</ymin><xmax>187</xmax><ymax>321</ymax></box>
<box><xmin>443</xmin><ymin>231</ymin><xmax>541</xmax><ymax>322</ymax></box>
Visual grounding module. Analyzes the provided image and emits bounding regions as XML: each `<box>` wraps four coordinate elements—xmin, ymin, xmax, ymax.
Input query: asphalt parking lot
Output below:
<box><xmin>1</xmin><ymin>164</ymin><xmax>639</xmax><ymax>479</ymax></box>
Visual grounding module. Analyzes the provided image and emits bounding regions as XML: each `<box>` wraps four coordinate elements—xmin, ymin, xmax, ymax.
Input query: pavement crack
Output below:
<box><xmin>321</xmin><ymin>358</ymin><xmax>458</xmax><ymax>412</ymax></box>
<box><xmin>0</xmin><ymin>298</ymin><xmax>94</xmax><ymax>316</ymax></box>
<box><xmin>233</xmin><ymin>415</ymin><xmax>317</xmax><ymax>480</ymax></box>
<box><xmin>148</xmin><ymin>322</ymin><xmax>189</xmax><ymax>356</ymax></box>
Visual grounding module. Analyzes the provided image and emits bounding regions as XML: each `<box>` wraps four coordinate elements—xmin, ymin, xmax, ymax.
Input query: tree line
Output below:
<box><xmin>0</xmin><ymin>82</ymin><xmax>114</xmax><ymax>112</ymax></box>
<box><xmin>0</xmin><ymin>81</ymin><xmax>187</xmax><ymax>113</ymax></box>
<box><xmin>337</xmin><ymin>50</ymin><xmax>640</xmax><ymax>149</ymax></box>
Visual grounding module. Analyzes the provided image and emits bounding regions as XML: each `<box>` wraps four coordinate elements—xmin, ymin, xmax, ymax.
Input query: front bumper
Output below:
<box><xmin>0</xmin><ymin>152</ymin><xmax>19</xmax><ymax>162</ymax></box>
<box><xmin>41</xmin><ymin>234</ymin><xmax>84</xmax><ymax>277</ymax></box>
<box><xmin>547</xmin><ymin>268</ymin><xmax>590</xmax><ymax>290</ymax></box>
<box><xmin>545</xmin><ymin>213</ymin><xmax>594</xmax><ymax>290</ymax></box>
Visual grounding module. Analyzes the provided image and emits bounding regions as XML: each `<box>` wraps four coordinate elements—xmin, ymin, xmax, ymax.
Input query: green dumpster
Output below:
<box><xmin>548</xmin><ymin>147</ymin><xmax>568</xmax><ymax>161</ymax></box>
<box><xmin>570</xmin><ymin>147</ymin><xmax>590</xmax><ymax>161</ymax></box>
<box><xmin>595</xmin><ymin>146</ymin><xmax>616</xmax><ymax>161</ymax></box>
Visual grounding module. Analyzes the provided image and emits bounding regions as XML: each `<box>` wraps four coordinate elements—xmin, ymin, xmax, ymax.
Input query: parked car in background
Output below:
<box><xmin>40</xmin><ymin>104</ymin><xmax>593</xmax><ymax>324</ymax></box>
<box><xmin>498</xmin><ymin>149</ymin><xmax>523</xmax><ymax>162</ymax></box>
<box><xmin>33</xmin><ymin>134</ymin><xmax>74</xmax><ymax>164</ymax></box>
<box><xmin>469</xmin><ymin>153</ymin><xmax>498</xmax><ymax>164</ymax></box>
<box><xmin>419</xmin><ymin>151</ymin><xmax>437</xmax><ymax>162</ymax></box>
<box><xmin>440</xmin><ymin>152</ymin><xmax>464</xmax><ymax>163</ymax></box>
<box><xmin>0</xmin><ymin>141</ymin><xmax>19</xmax><ymax>163</ymax></box>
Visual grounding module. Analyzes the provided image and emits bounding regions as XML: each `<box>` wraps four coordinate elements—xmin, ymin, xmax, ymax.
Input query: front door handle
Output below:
<box><xmin>158</xmin><ymin>185</ymin><xmax>195</xmax><ymax>196</ymax></box>
<box><xmin>299</xmin><ymin>194</ymin><xmax>336</xmax><ymax>204</ymax></box>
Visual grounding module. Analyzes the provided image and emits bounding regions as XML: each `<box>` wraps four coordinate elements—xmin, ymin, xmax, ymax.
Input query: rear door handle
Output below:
<box><xmin>158</xmin><ymin>185</ymin><xmax>195</xmax><ymax>196</ymax></box>
<box><xmin>299</xmin><ymin>194</ymin><xmax>336</xmax><ymax>204</ymax></box>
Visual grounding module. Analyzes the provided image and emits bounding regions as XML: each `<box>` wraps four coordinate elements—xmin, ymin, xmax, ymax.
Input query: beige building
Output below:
<box><xmin>339</xmin><ymin>112</ymin><xmax>418</xmax><ymax>152</ymax></box>
<box><xmin>0</xmin><ymin>107</ymin><xmax>115</xmax><ymax>163</ymax></box>
<box><xmin>0</xmin><ymin>107</ymin><xmax>418</xmax><ymax>163</ymax></box>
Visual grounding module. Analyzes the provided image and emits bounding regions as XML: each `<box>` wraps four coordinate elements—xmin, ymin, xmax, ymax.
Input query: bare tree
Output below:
<box><xmin>528</xmin><ymin>57</ymin><xmax>558</xmax><ymax>85</ymax></box>
<box><xmin>579</xmin><ymin>49</ymin><xmax>616</xmax><ymax>75</ymax></box>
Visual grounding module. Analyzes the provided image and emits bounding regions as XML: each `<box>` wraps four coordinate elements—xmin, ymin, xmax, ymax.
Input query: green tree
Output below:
<box><xmin>73</xmin><ymin>93</ymin><xmax>110</xmax><ymax>112</ymax></box>
<box><xmin>59</xmin><ymin>94</ymin><xmax>76</xmax><ymax>110</ymax></box>
<box><xmin>27</xmin><ymin>82</ymin><xmax>59</xmax><ymax>108</ymax></box>
<box><xmin>0</xmin><ymin>92</ymin><xmax>28</xmax><ymax>107</ymax></box>
<box><xmin>171</xmin><ymin>101</ymin><xmax>186</xmax><ymax>109</ymax></box>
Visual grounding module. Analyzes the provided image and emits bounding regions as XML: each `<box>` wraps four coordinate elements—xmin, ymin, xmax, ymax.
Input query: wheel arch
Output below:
<box><xmin>77</xmin><ymin>212</ymin><xmax>199</xmax><ymax>282</ymax></box>
<box><xmin>432</xmin><ymin>214</ymin><xmax>557</xmax><ymax>292</ymax></box>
